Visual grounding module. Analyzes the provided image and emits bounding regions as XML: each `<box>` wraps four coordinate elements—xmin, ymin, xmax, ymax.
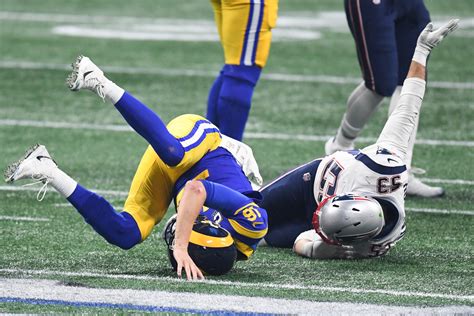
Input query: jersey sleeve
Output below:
<box><xmin>200</xmin><ymin>180</ymin><xmax>268</xmax><ymax>259</ymax></box>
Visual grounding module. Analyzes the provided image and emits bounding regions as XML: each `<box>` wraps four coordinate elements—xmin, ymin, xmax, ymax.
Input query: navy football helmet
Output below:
<box><xmin>163</xmin><ymin>214</ymin><xmax>237</xmax><ymax>276</ymax></box>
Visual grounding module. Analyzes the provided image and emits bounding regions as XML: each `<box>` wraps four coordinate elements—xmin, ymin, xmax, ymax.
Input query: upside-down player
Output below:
<box><xmin>206</xmin><ymin>0</ymin><xmax>278</xmax><ymax>141</ymax></box>
<box><xmin>5</xmin><ymin>56</ymin><xmax>268</xmax><ymax>280</ymax></box>
<box><xmin>259</xmin><ymin>20</ymin><xmax>458</xmax><ymax>258</ymax></box>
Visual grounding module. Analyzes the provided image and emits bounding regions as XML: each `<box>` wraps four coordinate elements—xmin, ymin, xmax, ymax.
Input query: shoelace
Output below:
<box><xmin>88</xmin><ymin>79</ymin><xmax>105</xmax><ymax>101</ymax></box>
<box><xmin>22</xmin><ymin>175</ymin><xmax>51</xmax><ymax>202</ymax></box>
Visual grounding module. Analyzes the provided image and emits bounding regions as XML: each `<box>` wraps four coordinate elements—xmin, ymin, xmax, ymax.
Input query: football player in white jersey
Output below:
<box><xmin>259</xmin><ymin>19</ymin><xmax>459</xmax><ymax>259</ymax></box>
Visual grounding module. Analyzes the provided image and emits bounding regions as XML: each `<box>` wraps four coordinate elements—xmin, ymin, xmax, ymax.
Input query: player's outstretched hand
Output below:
<box><xmin>173</xmin><ymin>246</ymin><xmax>204</xmax><ymax>281</ymax></box>
<box><xmin>417</xmin><ymin>19</ymin><xmax>459</xmax><ymax>54</ymax></box>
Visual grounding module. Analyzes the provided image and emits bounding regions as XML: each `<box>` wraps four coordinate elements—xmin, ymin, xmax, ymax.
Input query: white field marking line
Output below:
<box><xmin>17</xmin><ymin>200</ymin><xmax>474</xmax><ymax>216</ymax></box>
<box><xmin>8</xmin><ymin>188</ymin><xmax>474</xmax><ymax>216</ymax></box>
<box><xmin>406</xmin><ymin>208</ymin><xmax>474</xmax><ymax>216</ymax></box>
<box><xmin>1</xmin><ymin>118</ymin><xmax>474</xmax><ymax>148</ymax></box>
<box><xmin>0</xmin><ymin>60</ymin><xmax>472</xmax><ymax>90</ymax></box>
<box><xmin>2</xmin><ymin>184</ymin><xmax>474</xmax><ymax>215</ymax></box>
<box><xmin>419</xmin><ymin>178</ymin><xmax>474</xmax><ymax>185</ymax></box>
<box><xmin>1</xmin><ymin>269</ymin><xmax>473</xmax><ymax>302</ymax></box>
<box><xmin>2</xmin><ymin>279</ymin><xmax>473</xmax><ymax>315</ymax></box>
<box><xmin>0</xmin><ymin>185</ymin><xmax>128</xmax><ymax>197</ymax></box>
<box><xmin>0</xmin><ymin>215</ymin><xmax>50</xmax><ymax>222</ymax></box>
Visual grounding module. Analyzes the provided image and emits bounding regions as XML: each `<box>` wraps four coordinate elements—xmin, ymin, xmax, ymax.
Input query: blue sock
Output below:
<box><xmin>206</xmin><ymin>69</ymin><xmax>224</xmax><ymax>125</ymax></box>
<box><xmin>67</xmin><ymin>184</ymin><xmax>141</xmax><ymax>249</ymax></box>
<box><xmin>114</xmin><ymin>92</ymin><xmax>184</xmax><ymax>166</ymax></box>
<box><xmin>217</xmin><ymin>64</ymin><xmax>262</xmax><ymax>141</ymax></box>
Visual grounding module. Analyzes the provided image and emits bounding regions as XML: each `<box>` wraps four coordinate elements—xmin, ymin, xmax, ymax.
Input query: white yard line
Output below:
<box><xmin>1</xmin><ymin>278</ymin><xmax>471</xmax><ymax>315</ymax></box>
<box><xmin>0</xmin><ymin>215</ymin><xmax>49</xmax><ymax>222</ymax></box>
<box><xmin>1</xmin><ymin>186</ymin><xmax>473</xmax><ymax>216</ymax></box>
<box><xmin>0</xmin><ymin>271</ymin><xmax>473</xmax><ymax>304</ymax></box>
<box><xmin>0</xmin><ymin>185</ymin><xmax>128</xmax><ymax>197</ymax></box>
<box><xmin>1</xmin><ymin>118</ymin><xmax>473</xmax><ymax>148</ymax></box>
<box><xmin>407</xmin><ymin>208</ymin><xmax>474</xmax><ymax>216</ymax></box>
<box><xmin>0</xmin><ymin>60</ymin><xmax>472</xmax><ymax>89</ymax></box>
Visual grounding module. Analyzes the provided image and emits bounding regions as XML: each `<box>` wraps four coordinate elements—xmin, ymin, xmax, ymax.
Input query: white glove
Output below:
<box><xmin>219</xmin><ymin>135</ymin><xmax>263</xmax><ymax>187</ymax></box>
<box><xmin>413</xmin><ymin>19</ymin><xmax>459</xmax><ymax>66</ymax></box>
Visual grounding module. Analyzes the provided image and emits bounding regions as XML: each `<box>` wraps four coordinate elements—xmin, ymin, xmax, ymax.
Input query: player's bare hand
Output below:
<box><xmin>173</xmin><ymin>247</ymin><xmax>204</xmax><ymax>281</ymax></box>
<box><xmin>417</xmin><ymin>19</ymin><xmax>459</xmax><ymax>53</ymax></box>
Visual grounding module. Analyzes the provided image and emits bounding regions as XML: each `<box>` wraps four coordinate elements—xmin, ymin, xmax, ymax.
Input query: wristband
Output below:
<box><xmin>412</xmin><ymin>47</ymin><xmax>428</xmax><ymax>67</ymax></box>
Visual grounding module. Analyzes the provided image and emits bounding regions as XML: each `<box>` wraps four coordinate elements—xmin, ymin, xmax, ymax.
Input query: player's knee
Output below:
<box><xmin>373</xmin><ymin>77</ymin><xmax>398</xmax><ymax>97</ymax></box>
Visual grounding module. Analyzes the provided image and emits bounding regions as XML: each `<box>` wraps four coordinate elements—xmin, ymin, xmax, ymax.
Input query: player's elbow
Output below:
<box><xmin>184</xmin><ymin>180</ymin><xmax>207</xmax><ymax>200</ymax></box>
<box><xmin>254</xmin><ymin>208</ymin><xmax>269</xmax><ymax>239</ymax></box>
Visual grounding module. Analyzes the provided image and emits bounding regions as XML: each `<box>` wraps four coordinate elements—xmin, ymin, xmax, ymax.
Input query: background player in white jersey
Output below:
<box><xmin>259</xmin><ymin>19</ymin><xmax>459</xmax><ymax>259</ymax></box>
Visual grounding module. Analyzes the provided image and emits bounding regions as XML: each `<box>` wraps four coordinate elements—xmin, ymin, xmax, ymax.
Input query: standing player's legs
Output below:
<box><xmin>326</xmin><ymin>0</ymin><xmax>397</xmax><ymax>154</ymax></box>
<box><xmin>389</xmin><ymin>1</ymin><xmax>442</xmax><ymax>197</ymax></box>
<box><xmin>259</xmin><ymin>159</ymin><xmax>320</xmax><ymax>248</ymax></box>
<box><xmin>206</xmin><ymin>0</ymin><xmax>278</xmax><ymax>141</ymax></box>
<box><xmin>207</xmin><ymin>0</ymin><xmax>225</xmax><ymax>125</ymax></box>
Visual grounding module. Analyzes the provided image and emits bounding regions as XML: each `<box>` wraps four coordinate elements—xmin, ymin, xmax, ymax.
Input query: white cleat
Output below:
<box><xmin>406</xmin><ymin>168</ymin><xmax>444</xmax><ymax>198</ymax></box>
<box><xmin>4</xmin><ymin>144</ymin><xmax>58</xmax><ymax>200</ymax></box>
<box><xmin>66</xmin><ymin>55</ymin><xmax>106</xmax><ymax>99</ymax></box>
<box><xmin>324</xmin><ymin>137</ymin><xmax>354</xmax><ymax>155</ymax></box>
<box><xmin>4</xmin><ymin>144</ymin><xmax>57</xmax><ymax>183</ymax></box>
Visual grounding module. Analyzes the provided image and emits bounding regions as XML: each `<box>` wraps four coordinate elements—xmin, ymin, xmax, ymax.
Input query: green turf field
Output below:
<box><xmin>0</xmin><ymin>0</ymin><xmax>473</xmax><ymax>314</ymax></box>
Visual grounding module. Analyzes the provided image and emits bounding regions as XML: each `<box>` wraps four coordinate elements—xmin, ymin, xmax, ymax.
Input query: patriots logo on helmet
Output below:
<box><xmin>333</xmin><ymin>193</ymin><xmax>370</xmax><ymax>202</ymax></box>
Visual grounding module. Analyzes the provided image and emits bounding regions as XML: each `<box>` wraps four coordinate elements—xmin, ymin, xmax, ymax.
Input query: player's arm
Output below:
<box><xmin>200</xmin><ymin>180</ymin><xmax>268</xmax><ymax>259</ymax></box>
<box><xmin>293</xmin><ymin>230</ymin><xmax>358</xmax><ymax>259</ymax></box>
<box><xmin>374</xmin><ymin>20</ymin><xmax>459</xmax><ymax>161</ymax></box>
<box><xmin>173</xmin><ymin>180</ymin><xmax>206</xmax><ymax>280</ymax></box>
<box><xmin>173</xmin><ymin>179</ymin><xmax>267</xmax><ymax>279</ymax></box>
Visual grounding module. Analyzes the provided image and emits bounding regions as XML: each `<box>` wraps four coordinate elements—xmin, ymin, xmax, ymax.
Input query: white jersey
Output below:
<box><xmin>296</xmin><ymin>144</ymin><xmax>408</xmax><ymax>258</ymax></box>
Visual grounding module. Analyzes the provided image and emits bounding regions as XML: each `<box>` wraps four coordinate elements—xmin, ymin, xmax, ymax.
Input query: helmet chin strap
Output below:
<box><xmin>312</xmin><ymin>195</ymin><xmax>341</xmax><ymax>246</ymax></box>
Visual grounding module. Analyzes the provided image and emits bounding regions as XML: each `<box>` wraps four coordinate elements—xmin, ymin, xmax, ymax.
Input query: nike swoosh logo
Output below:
<box><xmin>387</xmin><ymin>158</ymin><xmax>397</xmax><ymax>164</ymax></box>
<box><xmin>36</xmin><ymin>155</ymin><xmax>52</xmax><ymax>161</ymax></box>
<box><xmin>83</xmin><ymin>70</ymin><xmax>93</xmax><ymax>79</ymax></box>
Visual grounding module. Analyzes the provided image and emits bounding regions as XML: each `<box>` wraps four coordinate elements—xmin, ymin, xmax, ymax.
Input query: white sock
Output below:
<box><xmin>103</xmin><ymin>79</ymin><xmax>125</xmax><ymax>105</ymax></box>
<box><xmin>50</xmin><ymin>168</ymin><xmax>77</xmax><ymax>198</ymax></box>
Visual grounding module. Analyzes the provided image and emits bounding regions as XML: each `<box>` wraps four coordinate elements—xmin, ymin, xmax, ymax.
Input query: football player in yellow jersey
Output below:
<box><xmin>206</xmin><ymin>0</ymin><xmax>279</xmax><ymax>140</ymax></box>
<box><xmin>5</xmin><ymin>56</ymin><xmax>268</xmax><ymax>280</ymax></box>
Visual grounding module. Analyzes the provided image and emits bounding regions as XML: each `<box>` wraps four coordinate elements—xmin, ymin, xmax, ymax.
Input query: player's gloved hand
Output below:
<box><xmin>413</xmin><ymin>19</ymin><xmax>459</xmax><ymax>66</ymax></box>
<box><xmin>173</xmin><ymin>246</ymin><xmax>204</xmax><ymax>281</ymax></box>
